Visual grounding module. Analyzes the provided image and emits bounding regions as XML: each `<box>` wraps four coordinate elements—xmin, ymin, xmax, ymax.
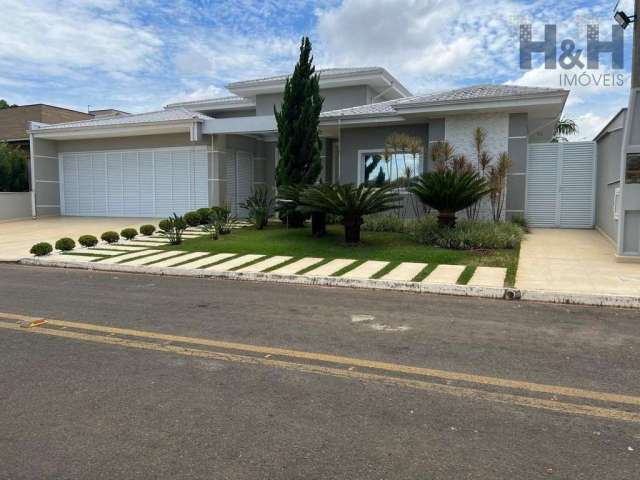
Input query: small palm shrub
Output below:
<box><xmin>55</xmin><ymin>237</ymin><xmax>75</xmax><ymax>251</ymax></box>
<box><xmin>121</xmin><ymin>228</ymin><xmax>138</xmax><ymax>240</ymax></box>
<box><xmin>159</xmin><ymin>213</ymin><xmax>187</xmax><ymax>245</ymax></box>
<box><xmin>78</xmin><ymin>235</ymin><xmax>98</xmax><ymax>247</ymax></box>
<box><xmin>30</xmin><ymin>242</ymin><xmax>52</xmax><ymax>256</ymax></box>
<box><xmin>209</xmin><ymin>205</ymin><xmax>236</xmax><ymax>235</ymax></box>
<box><xmin>196</xmin><ymin>208</ymin><xmax>212</xmax><ymax>225</ymax></box>
<box><xmin>158</xmin><ymin>219</ymin><xmax>171</xmax><ymax>232</ymax></box>
<box><xmin>240</xmin><ymin>186</ymin><xmax>273</xmax><ymax>230</ymax></box>
<box><xmin>140</xmin><ymin>224</ymin><xmax>156</xmax><ymax>236</ymax></box>
<box><xmin>409</xmin><ymin>171</ymin><xmax>490</xmax><ymax>227</ymax></box>
<box><xmin>101</xmin><ymin>231</ymin><xmax>120</xmax><ymax>244</ymax></box>
<box><xmin>184</xmin><ymin>211</ymin><xmax>201</xmax><ymax>227</ymax></box>
<box><xmin>276</xmin><ymin>184</ymin><xmax>308</xmax><ymax>228</ymax></box>
<box><xmin>300</xmin><ymin>183</ymin><xmax>401</xmax><ymax>243</ymax></box>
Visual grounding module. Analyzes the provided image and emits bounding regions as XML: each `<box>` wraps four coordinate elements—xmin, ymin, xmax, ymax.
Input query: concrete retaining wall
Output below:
<box><xmin>0</xmin><ymin>191</ymin><xmax>32</xmax><ymax>220</ymax></box>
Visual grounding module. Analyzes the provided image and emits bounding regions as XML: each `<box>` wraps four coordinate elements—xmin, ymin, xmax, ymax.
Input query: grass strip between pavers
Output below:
<box><xmin>413</xmin><ymin>264</ymin><xmax>438</xmax><ymax>282</ymax></box>
<box><xmin>195</xmin><ymin>253</ymin><xmax>242</xmax><ymax>270</ymax></box>
<box><xmin>62</xmin><ymin>252</ymin><xmax>110</xmax><ymax>258</ymax></box>
<box><xmin>143</xmin><ymin>252</ymin><xmax>192</xmax><ymax>266</ymax></box>
<box><xmin>261</xmin><ymin>256</ymin><xmax>304</xmax><ymax>273</ymax></box>
<box><xmin>228</xmin><ymin>255</ymin><xmax>270</xmax><ymax>271</ymax></box>
<box><xmin>370</xmin><ymin>261</ymin><xmax>401</xmax><ymax>280</ymax></box>
<box><xmin>457</xmin><ymin>266</ymin><xmax>477</xmax><ymax>285</ymax></box>
<box><xmin>295</xmin><ymin>258</ymin><xmax>334</xmax><ymax>275</ymax></box>
<box><xmin>331</xmin><ymin>259</ymin><xmax>366</xmax><ymax>277</ymax></box>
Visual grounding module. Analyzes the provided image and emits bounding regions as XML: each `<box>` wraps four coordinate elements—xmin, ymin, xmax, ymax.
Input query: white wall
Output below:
<box><xmin>444</xmin><ymin>112</ymin><xmax>509</xmax><ymax>162</ymax></box>
<box><xmin>445</xmin><ymin>112</ymin><xmax>510</xmax><ymax>221</ymax></box>
<box><xmin>0</xmin><ymin>192</ymin><xmax>32</xmax><ymax>220</ymax></box>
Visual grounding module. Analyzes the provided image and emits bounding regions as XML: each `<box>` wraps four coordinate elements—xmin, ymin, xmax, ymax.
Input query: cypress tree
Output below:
<box><xmin>275</xmin><ymin>37</ymin><xmax>324</xmax><ymax>190</ymax></box>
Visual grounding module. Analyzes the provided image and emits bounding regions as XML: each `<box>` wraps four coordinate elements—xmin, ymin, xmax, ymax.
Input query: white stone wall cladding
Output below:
<box><xmin>445</xmin><ymin>113</ymin><xmax>510</xmax><ymax>222</ymax></box>
<box><xmin>444</xmin><ymin>113</ymin><xmax>509</xmax><ymax>163</ymax></box>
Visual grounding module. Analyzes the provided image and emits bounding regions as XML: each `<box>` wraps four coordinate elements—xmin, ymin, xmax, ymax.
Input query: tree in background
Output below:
<box><xmin>0</xmin><ymin>99</ymin><xmax>17</xmax><ymax>109</ymax></box>
<box><xmin>274</xmin><ymin>37</ymin><xmax>324</xmax><ymax>227</ymax></box>
<box><xmin>552</xmin><ymin>118</ymin><xmax>578</xmax><ymax>143</ymax></box>
<box><xmin>0</xmin><ymin>142</ymin><xmax>29</xmax><ymax>192</ymax></box>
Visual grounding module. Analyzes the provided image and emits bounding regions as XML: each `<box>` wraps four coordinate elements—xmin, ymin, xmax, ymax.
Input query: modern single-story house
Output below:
<box><xmin>29</xmin><ymin>66</ymin><xmax>575</xmax><ymax>225</ymax></box>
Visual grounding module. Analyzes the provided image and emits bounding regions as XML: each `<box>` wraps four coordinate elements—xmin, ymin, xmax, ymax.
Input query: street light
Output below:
<box><xmin>614</xmin><ymin>10</ymin><xmax>635</xmax><ymax>29</ymax></box>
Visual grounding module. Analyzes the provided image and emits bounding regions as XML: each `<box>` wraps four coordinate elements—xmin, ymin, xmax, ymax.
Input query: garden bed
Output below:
<box><xmin>162</xmin><ymin>223</ymin><xmax>520</xmax><ymax>285</ymax></box>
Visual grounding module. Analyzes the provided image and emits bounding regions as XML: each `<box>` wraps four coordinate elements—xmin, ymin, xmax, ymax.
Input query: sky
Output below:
<box><xmin>0</xmin><ymin>0</ymin><xmax>636</xmax><ymax>140</ymax></box>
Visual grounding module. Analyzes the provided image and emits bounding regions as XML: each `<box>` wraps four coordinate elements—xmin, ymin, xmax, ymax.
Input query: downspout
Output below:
<box><xmin>337</xmin><ymin>118</ymin><xmax>342</xmax><ymax>183</ymax></box>
<box><xmin>28</xmin><ymin>132</ymin><xmax>36</xmax><ymax>218</ymax></box>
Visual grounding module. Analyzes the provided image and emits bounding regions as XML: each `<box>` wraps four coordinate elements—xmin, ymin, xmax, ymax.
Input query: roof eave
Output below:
<box><xmin>29</xmin><ymin>119</ymin><xmax>199</xmax><ymax>139</ymax></box>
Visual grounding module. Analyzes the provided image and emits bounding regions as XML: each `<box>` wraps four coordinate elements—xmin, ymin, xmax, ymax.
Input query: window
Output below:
<box><xmin>626</xmin><ymin>153</ymin><xmax>640</xmax><ymax>184</ymax></box>
<box><xmin>360</xmin><ymin>151</ymin><xmax>422</xmax><ymax>187</ymax></box>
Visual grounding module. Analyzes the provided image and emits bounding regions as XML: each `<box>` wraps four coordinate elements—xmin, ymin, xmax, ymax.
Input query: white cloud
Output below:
<box><xmin>0</xmin><ymin>0</ymin><xmax>162</xmax><ymax>77</ymax></box>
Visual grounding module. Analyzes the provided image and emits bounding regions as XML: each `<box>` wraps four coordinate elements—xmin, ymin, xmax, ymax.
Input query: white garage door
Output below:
<box><xmin>61</xmin><ymin>146</ymin><xmax>208</xmax><ymax>217</ymax></box>
<box><xmin>526</xmin><ymin>142</ymin><xmax>596</xmax><ymax>228</ymax></box>
<box><xmin>223</xmin><ymin>151</ymin><xmax>254</xmax><ymax>218</ymax></box>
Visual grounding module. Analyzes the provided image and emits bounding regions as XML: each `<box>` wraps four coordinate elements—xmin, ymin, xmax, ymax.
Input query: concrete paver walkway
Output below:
<box><xmin>468</xmin><ymin>267</ymin><xmax>507</xmax><ymax>288</ymax></box>
<box><xmin>381</xmin><ymin>262</ymin><xmax>427</xmax><ymax>282</ymax></box>
<box><xmin>0</xmin><ymin>217</ymin><xmax>158</xmax><ymax>261</ymax></box>
<box><xmin>422</xmin><ymin>265</ymin><xmax>465</xmax><ymax>284</ymax></box>
<box><xmin>516</xmin><ymin>229</ymin><xmax>640</xmax><ymax>296</ymax></box>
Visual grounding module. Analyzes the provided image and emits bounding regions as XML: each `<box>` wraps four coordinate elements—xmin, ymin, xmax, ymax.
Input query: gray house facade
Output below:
<box><xmin>29</xmin><ymin>67</ymin><xmax>571</xmax><ymax>229</ymax></box>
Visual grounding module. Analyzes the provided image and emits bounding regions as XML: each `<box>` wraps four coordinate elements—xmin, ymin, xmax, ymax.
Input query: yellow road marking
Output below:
<box><xmin>1</xmin><ymin>311</ymin><xmax>640</xmax><ymax>409</ymax></box>
<box><xmin>0</xmin><ymin>319</ymin><xmax>639</xmax><ymax>423</ymax></box>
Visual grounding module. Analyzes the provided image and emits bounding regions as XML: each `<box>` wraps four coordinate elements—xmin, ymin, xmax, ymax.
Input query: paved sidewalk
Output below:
<box><xmin>0</xmin><ymin>217</ymin><xmax>158</xmax><ymax>261</ymax></box>
<box><xmin>516</xmin><ymin>229</ymin><xmax>640</xmax><ymax>296</ymax></box>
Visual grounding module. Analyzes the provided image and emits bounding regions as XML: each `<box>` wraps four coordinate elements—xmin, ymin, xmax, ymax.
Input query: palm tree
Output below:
<box><xmin>300</xmin><ymin>183</ymin><xmax>401</xmax><ymax>243</ymax></box>
<box><xmin>409</xmin><ymin>171</ymin><xmax>491</xmax><ymax>227</ymax></box>
<box><xmin>552</xmin><ymin>118</ymin><xmax>578</xmax><ymax>143</ymax></box>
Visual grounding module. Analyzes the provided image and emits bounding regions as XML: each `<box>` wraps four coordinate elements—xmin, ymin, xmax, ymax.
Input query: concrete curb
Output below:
<box><xmin>17</xmin><ymin>258</ymin><xmax>640</xmax><ymax>309</ymax></box>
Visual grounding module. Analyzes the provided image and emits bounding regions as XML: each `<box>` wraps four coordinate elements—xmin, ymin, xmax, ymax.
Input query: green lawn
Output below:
<box><xmin>163</xmin><ymin>224</ymin><xmax>520</xmax><ymax>285</ymax></box>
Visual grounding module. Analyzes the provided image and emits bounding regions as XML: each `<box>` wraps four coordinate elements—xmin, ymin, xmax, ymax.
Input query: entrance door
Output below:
<box><xmin>526</xmin><ymin>142</ymin><xmax>596</xmax><ymax>228</ymax></box>
<box><xmin>223</xmin><ymin>151</ymin><xmax>253</xmax><ymax>218</ymax></box>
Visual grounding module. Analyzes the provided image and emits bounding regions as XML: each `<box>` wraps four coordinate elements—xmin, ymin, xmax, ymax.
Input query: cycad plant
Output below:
<box><xmin>159</xmin><ymin>213</ymin><xmax>187</xmax><ymax>245</ymax></box>
<box><xmin>300</xmin><ymin>183</ymin><xmax>401</xmax><ymax>243</ymax></box>
<box><xmin>240</xmin><ymin>186</ymin><xmax>273</xmax><ymax>230</ymax></box>
<box><xmin>409</xmin><ymin>171</ymin><xmax>490</xmax><ymax>227</ymax></box>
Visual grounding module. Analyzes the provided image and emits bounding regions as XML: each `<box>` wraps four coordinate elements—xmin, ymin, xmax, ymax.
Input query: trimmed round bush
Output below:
<box><xmin>196</xmin><ymin>207</ymin><xmax>212</xmax><ymax>224</ymax></box>
<box><xmin>55</xmin><ymin>237</ymin><xmax>76</xmax><ymax>251</ymax></box>
<box><xmin>158</xmin><ymin>219</ymin><xmax>171</xmax><ymax>232</ymax></box>
<box><xmin>184</xmin><ymin>211</ymin><xmax>201</xmax><ymax>227</ymax></box>
<box><xmin>101</xmin><ymin>231</ymin><xmax>120</xmax><ymax>244</ymax></box>
<box><xmin>78</xmin><ymin>235</ymin><xmax>98</xmax><ymax>247</ymax></box>
<box><xmin>30</xmin><ymin>242</ymin><xmax>52</xmax><ymax>256</ymax></box>
<box><xmin>140</xmin><ymin>224</ymin><xmax>156</xmax><ymax>236</ymax></box>
<box><xmin>121</xmin><ymin>228</ymin><xmax>138</xmax><ymax>240</ymax></box>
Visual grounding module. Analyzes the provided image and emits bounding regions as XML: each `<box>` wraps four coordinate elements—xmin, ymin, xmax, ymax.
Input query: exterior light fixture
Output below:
<box><xmin>614</xmin><ymin>9</ymin><xmax>636</xmax><ymax>29</ymax></box>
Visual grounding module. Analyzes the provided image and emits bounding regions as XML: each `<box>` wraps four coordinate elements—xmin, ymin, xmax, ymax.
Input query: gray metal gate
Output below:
<box><xmin>525</xmin><ymin>142</ymin><xmax>596</xmax><ymax>228</ymax></box>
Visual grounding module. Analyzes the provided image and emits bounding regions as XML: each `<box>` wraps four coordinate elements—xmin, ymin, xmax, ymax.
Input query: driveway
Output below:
<box><xmin>0</xmin><ymin>216</ymin><xmax>158</xmax><ymax>261</ymax></box>
<box><xmin>516</xmin><ymin>228</ymin><xmax>640</xmax><ymax>296</ymax></box>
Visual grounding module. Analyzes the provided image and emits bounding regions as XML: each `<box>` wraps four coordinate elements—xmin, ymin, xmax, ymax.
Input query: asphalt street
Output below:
<box><xmin>0</xmin><ymin>263</ymin><xmax>639</xmax><ymax>479</ymax></box>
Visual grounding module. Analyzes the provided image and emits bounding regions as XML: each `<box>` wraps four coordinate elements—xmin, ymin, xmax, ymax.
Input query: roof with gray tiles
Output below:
<box><xmin>31</xmin><ymin>107</ymin><xmax>212</xmax><ymax>130</ymax></box>
<box><xmin>321</xmin><ymin>84</ymin><xmax>568</xmax><ymax>119</ymax></box>
<box><xmin>165</xmin><ymin>95</ymin><xmax>255</xmax><ymax>109</ymax></box>
<box><xmin>227</xmin><ymin>67</ymin><xmax>384</xmax><ymax>88</ymax></box>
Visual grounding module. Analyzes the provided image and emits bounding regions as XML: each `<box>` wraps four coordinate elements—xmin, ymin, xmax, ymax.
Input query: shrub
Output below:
<box><xmin>184</xmin><ymin>211</ymin><xmax>201</xmax><ymax>227</ymax></box>
<box><xmin>55</xmin><ymin>237</ymin><xmax>76</xmax><ymax>251</ymax></box>
<box><xmin>196</xmin><ymin>208</ymin><xmax>212</xmax><ymax>225</ymax></box>
<box><xmin>300</xmin><ymin>183</ymin><xmax>401</xmax><ymax>243</ymax></box>
<box><xmin>362</xmin><ymin>213</ymin><xmax>409</xmax><ymax>233</ymax></box>
<box><xmin>139</xmin><ymin>224</ymin><xmax>156</xmax><ymax>236</ymax></box>
<box><xmin>158</xmin><ymin>219</ymin><xmax>171</xmax><ymax>232</ymax></box>
<box><xmin>30</xmin><ymin>242</ymin><xmax>52</xmax><ymax>256</ymax></box>
<box><xmin>101</xmin><ymin>231</ymin><xmax>120</xmax><ymax>244</ymax></box>
<box><xmin>510</xmin><ymin>214</ymin><xmax>530</xmax><ymax>233</ymax></box>
<box><xmin>120</xmin><ymin>228</ymin><xmax>138</xmax><ymax>240</ymax></box>
<box><xmin>240</xmin><ymin>186</ymin><xmax>273</xmax><ymax>230</ymax></box>
<box><xmin>411</xmin><ymin>218</ymin><xmax>524</xmax><ymax>250</ymax></box>
<box><xmin>78</xmin><ymin>235</ymin><xmax>99</xmax><ymax>248</ymax></box>
<box><xmin>209</xmin><ymin>205</ymin><xmax>236</xmax><ymax>235</ymax></box>
<box><xmin>159</xmin><ymin>213</ymin><xmax>187</xmax><ymax>245</ymax></box>
<box><xmin>0</xmin><ymin>142</ymin><xmax>28</xmax><ymax>192</ymax></box>
<box><xmin>409</xmin><ymin>171</ymin><xmax>490</xmax><ymax>227</ymax></box>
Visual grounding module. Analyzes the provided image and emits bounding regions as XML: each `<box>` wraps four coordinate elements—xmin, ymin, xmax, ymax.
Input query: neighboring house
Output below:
<box><xmin>1</xmin><ymin>104</ymin><xmax>94</xmax><ymax>155</ymax></box>
<box><xmin>594</xmin><ymin>108</ymin><xmax>640</xmax><ymax>259</ymax></box>
<box><xmin>29</xmin><ymin>67</ymin><xmax>572</xmax><ymax>228</ymax></box>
